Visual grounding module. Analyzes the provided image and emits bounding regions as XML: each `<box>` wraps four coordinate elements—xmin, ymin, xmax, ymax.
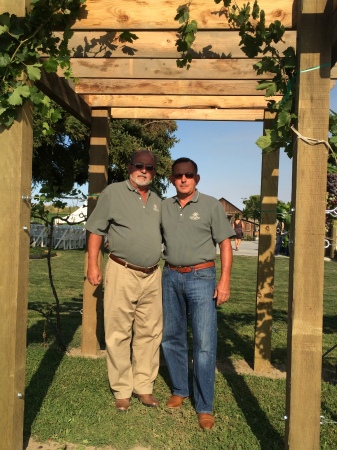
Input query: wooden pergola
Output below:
<box><xmin>1</xmin><ymin>1</ymin><xmax>336</xmax><ymax>449</ymax></box>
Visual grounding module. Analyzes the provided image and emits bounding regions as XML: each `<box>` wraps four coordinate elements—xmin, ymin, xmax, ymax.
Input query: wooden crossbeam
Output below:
<box><xmin>36</xmin><ymin>70</ymin><xmax>91</xmax><ymax>126</ymax></box>
<box><xmin>59</xmin><ymin>58</ymin><xmax>272</xmax><ymax>79</ymax></box>
<box><xmin>59</xmin><ymin>30</ymin><xmax>296</xmax><ymax>59</ymax></box>
<box><xmin>73</xmin><ymin>0</ymin><xmax>296</xmax><ymax>30</ymax></box>
<box><xmin>75</xmin><ymin>79</ymin><xmax>270</xmax><ymax>96</ymax></box>
<box><xmin>110</xmin><ymin>107</ymin><xmax>265</xmax><ymax>120</ymax></box>
<box><xmin>86</xmin><ymin>94</ymin><xmax>280</xmax><ymax>108</ymax></box>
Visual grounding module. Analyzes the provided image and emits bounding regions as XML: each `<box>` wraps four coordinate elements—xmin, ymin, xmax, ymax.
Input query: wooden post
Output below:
<box><xmin>0</xmin><ymin>102</ymin><xmax>33</xmax><ymax>449</ymax></box>
<box><xmin>254</xmin><ymin>111</ymin><xmax>279</xmax><ymax>372</ymax></box>
<box><xmin>285</xmin><ymin>1</ymin><xmax>332</xmax><ymax>449</ymax></box>
<box><xmin>81</xmin><ymin>109</ymin><xmax>110</xmax><ymax>355</ymax></box>
<box><xmin>0</xmin><ymin>5</ymin><xmax>32</xmax><ymax>450</ymax></box>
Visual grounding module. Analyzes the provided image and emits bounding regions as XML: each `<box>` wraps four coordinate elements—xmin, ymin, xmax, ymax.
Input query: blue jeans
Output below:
<box><xmin>161</xmin><ymin>265</ymin><xmax>217</xmax><ymax>414</ymax></box>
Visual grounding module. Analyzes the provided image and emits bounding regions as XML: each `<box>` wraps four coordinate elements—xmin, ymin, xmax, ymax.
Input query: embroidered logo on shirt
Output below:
<box><xmin>190</xmin><ymin>212</ymin><xmax>200</xmax><ymax>220</ymax></box>
<box><xmin>153</xmin><ymin>204</ymin><xmax>160</xmax><ymax>212</ymax></box>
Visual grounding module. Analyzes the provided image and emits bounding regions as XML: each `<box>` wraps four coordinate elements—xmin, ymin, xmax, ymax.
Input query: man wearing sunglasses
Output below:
<box><xmin>85</xmin><ymin>150</ymin><xmax>162</xmax><ymax>412</ymax></box>
<box><xmin>161</xmin><ymin>157</ymin><xmax>235</xmax><ymax>430</ymax></box>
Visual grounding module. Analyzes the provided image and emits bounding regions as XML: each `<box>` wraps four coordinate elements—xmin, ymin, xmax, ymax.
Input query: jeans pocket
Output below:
<box><xmin>193</xmin><ymin>267</ymin><xmax>216</xmax><ymax>279</ymax></box>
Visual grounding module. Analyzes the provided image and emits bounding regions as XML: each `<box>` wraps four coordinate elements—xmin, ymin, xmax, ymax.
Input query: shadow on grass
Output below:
<box><xmin>217</xmin><ymin>311</ymin><xmax>256</xmax><ymax>364</ymax></box>
<box><xmin>217</xmin><ymin>311</ymin><xmax>284</xmax><ymax>449</ymax></box>
<box><xmin>24</xmin><ymin>298</ymin><xmax>82</xmax><ymax>447</ymax></box>
<box><xmin>220</xmin><ymin>368</ymin><xmax>284</xmax><ymax>450</ymax></box>
<box><xmin>323</xmin><ymin>314</ymin><xmax>337</xmax><ymax>335</ymax></box>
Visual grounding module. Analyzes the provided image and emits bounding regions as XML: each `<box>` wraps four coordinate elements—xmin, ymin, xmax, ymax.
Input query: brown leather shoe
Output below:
<box><xmin>115</xmin><ymin>398</ymin><xmax>130</xmax><ymax>412</ymax></box>
<box><xmin>133</xmin><ymin>393</ymin><xmax>159</xmax><ymax>407</ymax></box>
<box><xmin>198</xmin><ymin>413</ymin><xmax>215</xmax><ymax>430</ymax></box>
<box><xmin>166</xmin><ymin>395</ymin><xmax>189</xmax><ymax>408</ymax></box>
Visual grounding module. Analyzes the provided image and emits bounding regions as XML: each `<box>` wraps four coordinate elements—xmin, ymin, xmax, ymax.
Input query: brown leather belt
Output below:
<box><xmin>109</xmin><ymin>253</ymin><xmax>158</xmax><ymax>274</ymax></box>
<box><xmin>165</xmin><ymin>261</ymin><xmax>215</xmax><ymax>273</ymax></box>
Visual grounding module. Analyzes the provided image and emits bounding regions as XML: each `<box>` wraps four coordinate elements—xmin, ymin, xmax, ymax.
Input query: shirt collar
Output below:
<box><xmin>125</xmin><ymin>180</ymin><xmax>136</xmax><ymax>191</ymax></box>
<box><xmin>173</xmin><ymin>189</ymin><xmax>200</xmax><ymax>204</ymax></box>
<box><xmin>125</xmin><ymin>179</ymin><xmax>151</xmax><ymax>196</ymax></box>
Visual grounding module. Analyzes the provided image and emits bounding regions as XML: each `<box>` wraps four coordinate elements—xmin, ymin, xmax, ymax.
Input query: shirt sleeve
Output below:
<box><xmin>211</xmin><ymin>201</ymin><xmax>236</xmax><ymax>243</ymax></box>
<box><xmin>85</xmin><ymin>189</ymin><xmax>111</xmax><ymax>235</ymax></box>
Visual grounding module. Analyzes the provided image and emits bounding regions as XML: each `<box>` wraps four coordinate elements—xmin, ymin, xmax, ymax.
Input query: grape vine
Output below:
<box><xmin>175</xmin><ymin>0</ymin><xmax>298</xmax><ymax>156</ymax></box>
<box><xmin>0</xmin><ymin>0</ymin><xmax>85</xmax><ymax>134</ymax></box>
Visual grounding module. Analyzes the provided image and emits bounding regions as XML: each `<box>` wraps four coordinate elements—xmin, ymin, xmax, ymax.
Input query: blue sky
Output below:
<box><xmin>164</xmin><ymin>120</ymin><xmax>290</xmax><ymax>210</ymax></box>
<box><xmin>164</xmin><ymin>86</ymin><xmax>337</xmax><ymax>210</ymax></box>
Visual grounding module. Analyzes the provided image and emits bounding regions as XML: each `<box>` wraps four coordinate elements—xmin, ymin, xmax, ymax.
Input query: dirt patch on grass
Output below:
<box><xmin>217</xmin><ymin>359</ymin><xmax>286</xmax><ymax>379</ymax></box>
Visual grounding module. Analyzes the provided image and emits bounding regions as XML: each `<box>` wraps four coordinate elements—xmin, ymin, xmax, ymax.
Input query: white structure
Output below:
<box><xmin>54</xmin><ymin>205</ymin><xmax>87</xmax><ymax>225</ymax></box>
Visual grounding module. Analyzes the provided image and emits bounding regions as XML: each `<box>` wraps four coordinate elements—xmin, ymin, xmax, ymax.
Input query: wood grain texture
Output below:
<box><xmin>72</xmin><ymin>0</ymin><xmax>297</xmax><ymax>30</ymax></box>
<box><xmin>110</xmin><ymin>107</ymin><xmax>265</xmax><ymax>120</ymax></box>
<box><xmin>60</xmin><ymin>58</ymin><xmax>272</xmax><ymax>79</ymax></box>
<box><xmin>82</xmin><ymin>110</ymin><xmax>110</xmax><ymax>356</ymax></box>
<box><xmin>254</xmin><ymin>112</ymin><xmax>279</xmax><ymax>373</ymax></box>
<box><xmin>75</xmin><ymin>79</ymin><xmax>272</xmax><ymax>95</ymax></box>
<box><xmin>61</xmin><ymin>30</ymin><xmax>296</xmax><ymax>59</ymax></box>
<box><xmin>87</xmin><ymin>94</ymin><xmax>279</xmax><ymax>108</ymax></box>
<box><xmin>0</xmin><ymin>104</ymin><xmax>32</xmax><ymax>450</ymax></box>
<box><xmin>285</xmin><ymin>1</ymin><xmax>333</xmax><ymax>449</ymax></box>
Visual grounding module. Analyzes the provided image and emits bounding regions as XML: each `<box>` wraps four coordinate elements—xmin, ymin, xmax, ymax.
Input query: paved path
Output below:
<box><xmin>231</xmin><ymin>240</ymin><xmax>259</xmax><ymax>256</ymax></box>
<box><xmin>217</xmin><ymin>240</ymin><xmax>259</xmax><ymax>257</ymax></box>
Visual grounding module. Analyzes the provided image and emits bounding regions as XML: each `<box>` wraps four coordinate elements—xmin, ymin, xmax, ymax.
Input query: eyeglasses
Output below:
<box><xmin>130</xmin><ymin>162</ymin><xmax>155</xmax><ymax>171</ymax></box>
<box><xmin>172</xmin><ymin>172</ymin><xmax>195</xmax><ymax>179</ymax></box>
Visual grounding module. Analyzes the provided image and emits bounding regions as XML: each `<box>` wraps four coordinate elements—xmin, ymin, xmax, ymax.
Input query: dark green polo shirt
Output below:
<box><xmin>85</xmin><ymin>180</ymin><xmax>162</xmax><ymax>267</ymax></box>
<box><xmin>161</xmin><ymin>190</ymin><xmax>235</xmax><ymax>266</ymax></box>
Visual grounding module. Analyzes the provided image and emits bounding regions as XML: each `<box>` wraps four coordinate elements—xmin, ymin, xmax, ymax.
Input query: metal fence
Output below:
<box><xmin>30</xmin><ymin>224</ymin><xmax>86</xmax><ymax>250</ymax></box>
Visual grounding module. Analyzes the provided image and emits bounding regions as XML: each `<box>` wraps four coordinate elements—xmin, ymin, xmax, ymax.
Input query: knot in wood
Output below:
<box><xmin>271</xmin><ymin>9</ymin><xmax>287</xmax><ymax>21</ymax></box>
<box><xmin>117</xmin><ymin>12</ymin><xmax>129</xmax><ymax>23</ymax></box>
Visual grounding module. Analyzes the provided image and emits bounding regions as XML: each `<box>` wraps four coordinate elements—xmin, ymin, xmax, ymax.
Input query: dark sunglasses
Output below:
<box><xmin>131</xmin><ymin>162</ymin><xmax>155</xmax><ymax>171</ymax></box>
<box><xmin>172</xmin><ymin>172</ymin><xmax>195</xmax><ymax>179</ymax></box>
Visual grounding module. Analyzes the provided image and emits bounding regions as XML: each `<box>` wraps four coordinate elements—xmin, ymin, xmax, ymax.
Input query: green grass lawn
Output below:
<box><xmin>25</xmin><ymin>251</ymin><xmax>337</xmax><ymax>449</ymax></box>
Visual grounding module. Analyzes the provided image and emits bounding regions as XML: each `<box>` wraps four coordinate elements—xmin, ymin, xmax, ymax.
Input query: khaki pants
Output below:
<box><xmin>104</xmin><ymin>258</ymin><xmax>162</xmax><ymax>399</ymax></box>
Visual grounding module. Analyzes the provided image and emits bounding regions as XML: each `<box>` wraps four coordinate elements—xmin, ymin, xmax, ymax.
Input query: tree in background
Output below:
<box><xmin>32</xmin><ymin>104</ymin><xmax>178</xmax><ymax>199</ymax></box>
<box><xmin>109</xmin><ymin>119</ymin><xmax>178</xmax><ymax>196</ymax></box>
<box><xmin>242</xmin><ymin>195</ymin><xmax>261</xmax><ymax>225</ymax></box>
<box><xmin>33</xmin><ymin>106</ymin><xmax>90</xmax><ymax>197</ymax></box>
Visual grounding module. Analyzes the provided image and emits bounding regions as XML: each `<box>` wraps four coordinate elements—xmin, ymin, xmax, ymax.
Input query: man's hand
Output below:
<box><xmin>87</xmin><ymin>263</ymin><xmax>102</xmax><ymax>286</ymax></box>
<box><xmin>213</xmin><ymin>278</ymin><xmax>230</xmax><ymax>306</ymax></box>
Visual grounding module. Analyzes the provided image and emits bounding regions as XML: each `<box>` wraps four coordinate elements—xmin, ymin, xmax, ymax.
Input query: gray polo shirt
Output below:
<box><xmin>161</xmin><ymin>190</ymin><xmax>235</xmax><ymax>266</ymax></box>
<box><xmin>85</xmin><ymin>180</ymin><xmax>162</xmax><ymax>267</ymax></box>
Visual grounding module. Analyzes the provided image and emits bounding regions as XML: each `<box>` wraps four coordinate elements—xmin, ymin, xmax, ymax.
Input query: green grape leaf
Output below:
<box><xmin>256</xmin><ymin>81</ymin><xmax>273</xmax><ymax>91</ymax></box>
<box><xmin>0</xmin><ymin>53</ymin><xmax>10</xmax><ymax>67</ymax></box>
<box><xmin>277</xmin><ymin>111</ymin><xmax>291</xmax><ymax>128</ymax></box>
<box><xmin>266</xmin><ymin>82</ymin><xmax>277</xmax><ymax>97</ymax></box>
<box><xmin>7</xmin><ymin>84</ymin><xmax>30</xmax><ymax>105</ymax></box>
<box><xmin>27</xmin><ymin>64</ymin><xmax>42</xmax><ymax>81</ymax></box>
<box><xmin>0</xmin><ymin>24</ymin><xmax>9</xmax><ymax>35</ymax></box>
<box><xmin>256</xmin><ymin>132</ymin><xmax>272</xmax><ymax>150</ymax></box>
<box><xmin>0</xmin><ymin>13</ymin><xmax>11</xmax><ymax>28</ymax></box>
<box><xmin>43</xmin><ymin>57</ymin><xmax>59</xmax><ymax>73</ymax></box>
